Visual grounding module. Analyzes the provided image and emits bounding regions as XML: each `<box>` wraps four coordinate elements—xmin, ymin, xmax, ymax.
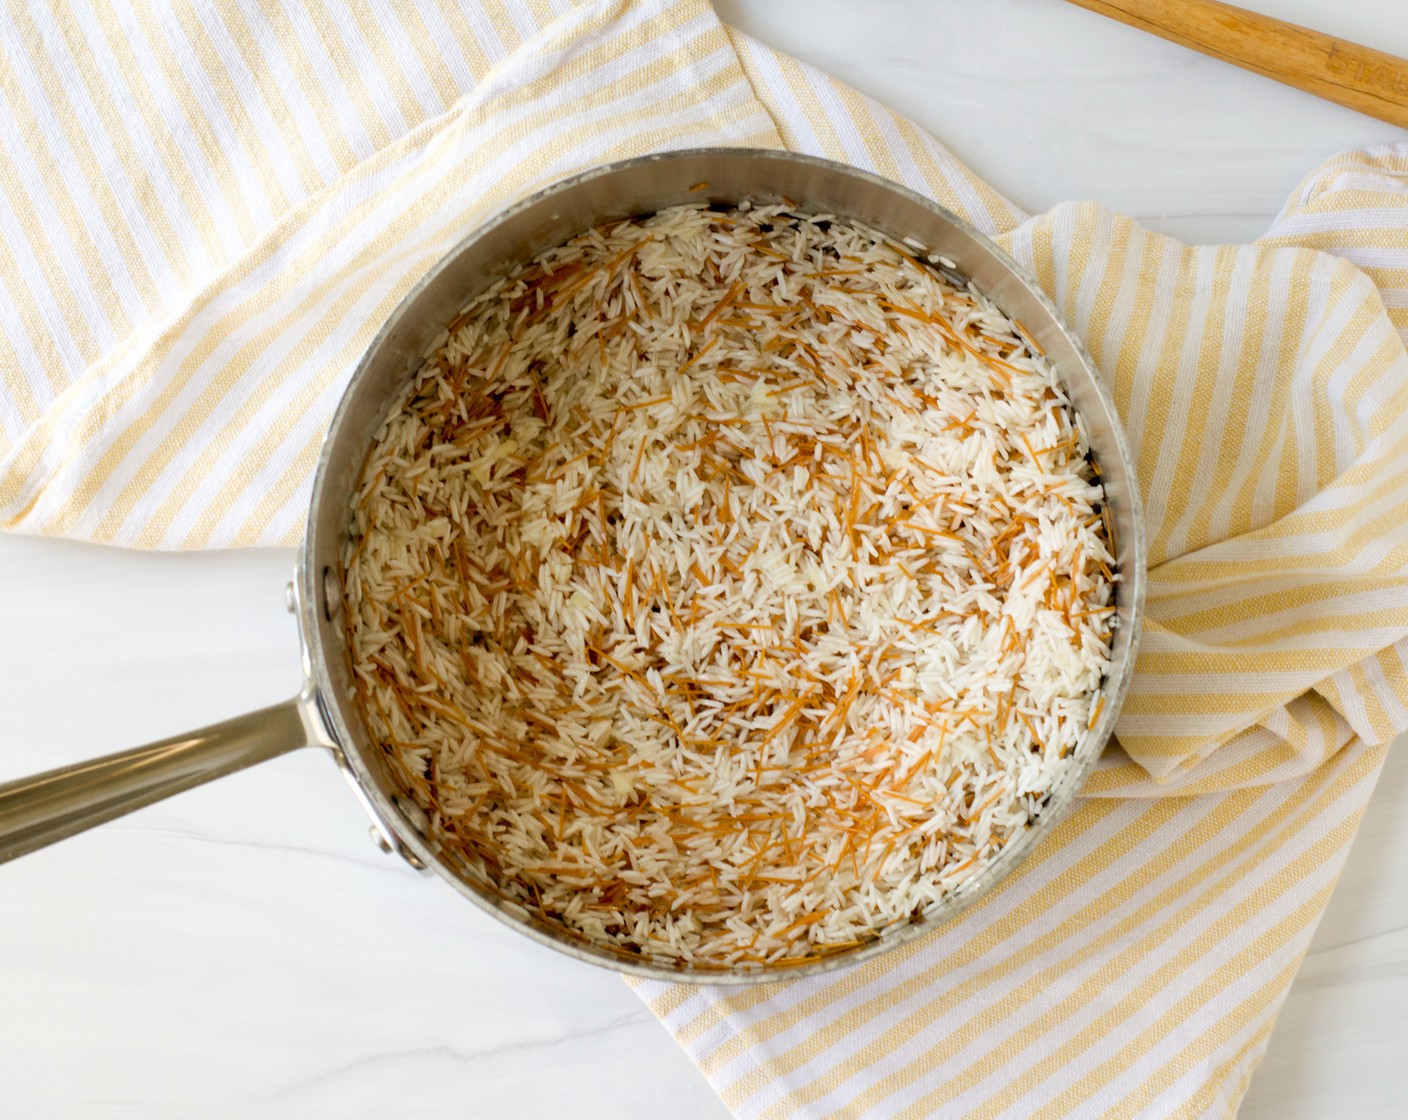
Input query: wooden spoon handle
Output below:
<box><xmin>1063</xmin><ymin>0</ymin><xmax>1408</xmax><ymax>128</ymax></box>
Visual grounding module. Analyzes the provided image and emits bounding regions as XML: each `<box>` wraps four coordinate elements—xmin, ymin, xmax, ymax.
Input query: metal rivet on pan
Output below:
<box><xmin>369</xmin><ymin>824</ymin><xmax>427</xmax><ymax>870</ymax></box>
<box><xmin>285</xmin><ymin>580</ymin><xmax>297</xmax><ymax>614</ymax></box>
<box><xmin>322</xmin><ymin>566</ymin><xmax>338</xmax><ymax>621</ymax></box>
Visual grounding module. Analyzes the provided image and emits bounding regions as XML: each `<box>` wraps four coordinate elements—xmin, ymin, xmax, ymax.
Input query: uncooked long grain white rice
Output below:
<box><xmin>342</xmin><ymin>202</ymin><xmax>1114</xmax><ymax>968</ymax></box>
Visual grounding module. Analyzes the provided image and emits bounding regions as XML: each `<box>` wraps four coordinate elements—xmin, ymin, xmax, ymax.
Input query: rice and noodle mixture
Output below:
<box><xmin>343</xmin><ymin>202</ymin><xmax>1114</xmax><ymax>968</ymax></box>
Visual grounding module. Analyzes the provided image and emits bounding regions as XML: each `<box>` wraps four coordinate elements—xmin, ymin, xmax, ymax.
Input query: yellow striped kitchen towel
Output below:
<box><xmin>1</xmin><ymin>0</ymin><xmax>1406</xmax><ymax>1115</ymax></box>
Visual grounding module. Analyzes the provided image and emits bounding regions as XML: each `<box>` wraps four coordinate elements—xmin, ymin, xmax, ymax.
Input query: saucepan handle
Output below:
<box><xmin>0</xmin><ymin>698</ymin><xmax>316</xmax><ymax>864</ymax></box>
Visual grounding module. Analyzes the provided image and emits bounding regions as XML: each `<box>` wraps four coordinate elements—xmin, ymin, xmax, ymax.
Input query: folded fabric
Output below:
<box><xmin>2</xmin><ymin>1</ymin><xmax>1406</xmax><ymax>1115</ymax></box>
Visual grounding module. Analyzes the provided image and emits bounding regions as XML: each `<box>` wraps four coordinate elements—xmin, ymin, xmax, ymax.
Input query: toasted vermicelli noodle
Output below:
<box><xmin>342</xmin><ymin>203</ymin><xmax>1114</xmax><ymax>967</ymax></box>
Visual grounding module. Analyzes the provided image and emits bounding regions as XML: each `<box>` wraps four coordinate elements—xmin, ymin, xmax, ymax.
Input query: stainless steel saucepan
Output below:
<box><xmin>0</xmin><ymin>149</ymin><xmax>1145</xmax><ymax>982</ymax></box>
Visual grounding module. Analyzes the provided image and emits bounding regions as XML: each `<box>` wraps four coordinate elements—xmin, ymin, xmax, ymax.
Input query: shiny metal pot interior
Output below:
<box><xmin>0</xmin><ymin>149</ymin><xmax>1145</xmax><ymax>983</ymax></box>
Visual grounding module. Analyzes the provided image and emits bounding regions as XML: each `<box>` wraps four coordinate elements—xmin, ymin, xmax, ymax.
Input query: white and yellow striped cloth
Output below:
<box><xmin>2</xmin><ymin>1</ymin><xmax>1406</xmax><ymax>1115</ymax></box>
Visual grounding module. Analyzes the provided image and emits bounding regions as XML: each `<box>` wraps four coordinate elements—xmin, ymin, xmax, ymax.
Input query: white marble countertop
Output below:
<box><xmin>3</xmin><ymin>2</ymin><xmax>1406</xmax><ymax>1116</ymax></box>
